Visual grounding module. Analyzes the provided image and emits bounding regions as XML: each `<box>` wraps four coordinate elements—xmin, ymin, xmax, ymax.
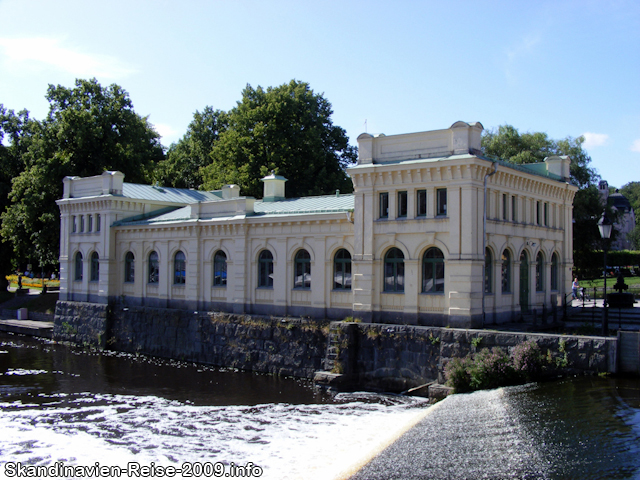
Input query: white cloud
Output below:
<box><xmin>582</xmin><ymin>132</ymin><xmax>610</xmax><ymax>149</ymax></box>
<box><xmin>152</xmin><ymin>123</ymin><xmax>179</xmax><ymax>141</ymax></box>
<box><xmin>631</xmin><ymin>139</ymin><xmax>640</xmax><ymax>153</ymax></box>
<box><xmin>0</xmin><ymin>37</ymin><xmax>135</xmax><ymax>79</ymax></box>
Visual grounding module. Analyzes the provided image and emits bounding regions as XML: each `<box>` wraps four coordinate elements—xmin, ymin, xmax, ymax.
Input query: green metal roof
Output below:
<box><xmin>114</xmin><ymin>194</ymin><xmax>355</xmax><ymax>227</ymax></box>
<box><xmin>121</xmin><ymin>183</ymin><xmax>222</xmax><ymax>203</ymax></box>
<box><xmin>253</xmin><ymin>195</ymin><xmax>354</xmax><ymax>215</ymax></box>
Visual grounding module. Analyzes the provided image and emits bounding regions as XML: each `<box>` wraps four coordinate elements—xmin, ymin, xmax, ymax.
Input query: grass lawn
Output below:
<box><xmin>581</xmin><ymin>277</ymin><xmax>640</xmax><ymax>288</ymax></box>
<box><xmin>8</xmin><ymin>282</ymin><xmax>46</xmax><ymax>291</ymax></box>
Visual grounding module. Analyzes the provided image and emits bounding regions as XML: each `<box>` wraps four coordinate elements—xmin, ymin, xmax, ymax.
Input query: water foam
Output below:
<box><xmin>1</xmin><ymin>391</ymin><xmax>430</xmax><ymax>479</ymax></box>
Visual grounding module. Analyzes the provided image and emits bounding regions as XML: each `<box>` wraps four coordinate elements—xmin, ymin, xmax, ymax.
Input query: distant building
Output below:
<box><xmin>57</xmin><ymin>122</ymin><xmax>578</xmax><ymax>328</ymax></box>
<box><xmin>598</xmin><ymin>180</ymin><xmax>636</xmax><ymax>250</ymax></box>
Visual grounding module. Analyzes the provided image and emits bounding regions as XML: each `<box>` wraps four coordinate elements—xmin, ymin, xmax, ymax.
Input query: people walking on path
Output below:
<box><xmin>572</xmin><ymin>278</ymin><xmax>580</xmax><ymax>300</ymax></box>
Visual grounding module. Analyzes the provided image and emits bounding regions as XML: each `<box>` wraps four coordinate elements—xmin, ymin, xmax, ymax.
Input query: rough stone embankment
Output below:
<box><xmin>55</xmin><ymin>301</ymin><xmax>328</xmax><ymax>378</ymax></box>
<box><xmin>54</xmin><ymin>301</ymin><xmax>618</xmax><ymax>392</ymax></box>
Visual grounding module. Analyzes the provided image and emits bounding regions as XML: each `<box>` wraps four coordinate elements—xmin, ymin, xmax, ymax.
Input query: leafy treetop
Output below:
<box><xmin>1</xmin><ymin>78</ymin><xmax>164</xmax><ymax>267</ymax></box>
<box><xmin>154</xmin><ymin>107</ymin><xmax>227</xmax><ymax>189</ymax></box>
<box><xmin>200</xmin><ymin>80</ymin><xmax>356</xmax><ymax>199</ymax></box>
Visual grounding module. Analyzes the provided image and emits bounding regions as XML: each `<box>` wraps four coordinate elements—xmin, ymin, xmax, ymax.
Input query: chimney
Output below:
<box><xmin>101</xmin><ymin>171</ymin><xmax>124</xmax><ymax>195</ymax></box>
<box><xmin>221</xmin><ymin>184</ymin><xmax>241</xmax><ymax>199</ymax></box>
<box><xmin>261</xmin><ymin>173</ymin><xmax>287</xmax><ymax>202</ymax></box>
<box><xmin>544</xmin><ymin>156</ymin><xmax>571</xmax><ymax>181</ymax></box>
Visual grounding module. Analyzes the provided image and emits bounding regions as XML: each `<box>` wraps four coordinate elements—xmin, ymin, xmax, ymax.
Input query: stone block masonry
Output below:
<box><xmin>54</xmin><ymin>301</ymin><xmax>619</xmax><ymax>392</ymax></box>
<box><xmin>328</xmin><ymin>323</ymin><xmax>618</xmax><ymax>391</ymax></box>
<box><xmin>54</xmin><ymin>301</ymin><xmax>109</xmax><ymax>347</ymax></box>
<box><xmin>54</xmin><ymin>301</ymin><xmax>328</xmax><ymax>378</ymax></box>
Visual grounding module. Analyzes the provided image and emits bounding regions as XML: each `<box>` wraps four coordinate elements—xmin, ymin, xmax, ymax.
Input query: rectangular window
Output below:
<box><xmin>512</xmin><ymin>196</ymin><xmax>517</xmax><ymax>222</ymax></box>
<box><xmin>80</xmin><ymin>215</ymin><xmax>85</xmax><ymax>233</ymax></box>
<box><xmin>397</xmin><ymin>191</ymin><xmax>407</xmax><ymax>218</ymax></box>
<box><xmin>379</xmin><ymin>192</ymin><xmax>389</xmax><ymax>219</ymax></box>
<box><xmin>544</xmin><ymin>203</ymin><xmax>549</xmax><ymax>226</ymax></box>
<box><xmin>96</xmin><ymin>214</ymin><xmax>101</xmax><ymax>232</ymax></box>
<box><xmin>502</xmin><ymin>194</ymin><xmax>508</xmax><ymax>220</ymax></box>
<box><xmin>88</xmin><ymin>215</ymin><xmax>93</xmax><ymax>232</ymax></box>
<box><xmin>436</xmin><ymin>189</ymin><xmax>447</xmax><ymax>216</ymax></box>
<box><xmin>537</xmin><ymin>201</ymin><xmax>541</xmax><ymax>225</ymax></box>
<box><xmin>72</xmin><ymin>216</ymin><xmax>77</xmax><ymax>233</ymax></box>
<box><xmin>416</xmin><ymin>190</ymin><xmax>427</xmax><ymax>217</ymax></box>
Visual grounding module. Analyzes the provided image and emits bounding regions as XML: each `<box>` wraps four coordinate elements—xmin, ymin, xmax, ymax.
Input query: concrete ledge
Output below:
<box><xmin>0</xmin><ymin>319</ymin><xmax>53</xmax><ymax>339</ymax></box>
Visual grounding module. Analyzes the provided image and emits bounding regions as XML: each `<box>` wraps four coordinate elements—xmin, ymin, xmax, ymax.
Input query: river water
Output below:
<box><xmin>1</xmin><ymin>331</ymin><xmax>639</xmax><ymax>480</ymax></box>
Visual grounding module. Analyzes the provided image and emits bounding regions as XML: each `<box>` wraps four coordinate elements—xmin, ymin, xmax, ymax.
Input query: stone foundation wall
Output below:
<box><xmin>329</xmin><ymin>323</ymin><xmax>618</xmax><ymax>391</ymax></box>
<box><xmin>54</xmin><ymin>301</ymin><xmax>109</xmax><ymax>347</ymax></box>
<box><xmin>54</xmin><ymin>301</ymin><xmax>328</xmax><ymax>378</ymax></box>
<box><xmin>54</xmin><ymin>301</ymin><xmax>618</xmax><ymax>391</ymax></box>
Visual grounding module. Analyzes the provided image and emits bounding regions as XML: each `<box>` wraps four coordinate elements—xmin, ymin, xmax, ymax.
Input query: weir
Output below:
<box><xmin>54</xmin><ymin>301</ymin><xmax>620</xmax><ymax>393</ymax></box>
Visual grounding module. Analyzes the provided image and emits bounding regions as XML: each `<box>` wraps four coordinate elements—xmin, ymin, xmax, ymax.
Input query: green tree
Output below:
<box><xmin>619</xmin><ymin>181</ymin><xmax>640</xmax><ymax>249</ymax></box>
<box><xmin>482</xmin><ymin>125</ymin><xmax>597</xmax><ymax>188</ymax></box>
<box><xmin>0</xmin><ymin>106</ymin><xmax>36</xmax><ymax>285</ymax></box>
<box><xmin>482</xmin><ymin>124</ymin><xmax>603</xmax><ymax>276</ymax></box>
<box><xmin>1</xmin><ymin>79</ymin><xmax>164</xmax><ymax>268</ymax></box>
<box><xmin>201</xmin><ymin>80</ymin><xmax>356</xmax><ymax>198</ymax></box>
<box><xmin>619</xmin><ymin>181</ymin><xmax>640</xmax><ymax>212</ymax></box>
<box><xmin>154</xmin><ymin>107</ymin><xmax>227</xmax><ymax>189</ymax></box>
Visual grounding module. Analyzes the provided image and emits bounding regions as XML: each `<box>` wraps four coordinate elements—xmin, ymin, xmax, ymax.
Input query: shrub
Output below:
<box><xmin>444</xmin><ymin>356</ymin><xmax>472</xmax><ymax>393</ymax></box>
<box><xmin>468</xmin><ymin>347</ymin><xmax>516</xmax><ymax>390</ymax></box>
<box><xmin>510</xmin><ymin>340</ymin><xmax>543</xmax><ymax>381</ymax></box>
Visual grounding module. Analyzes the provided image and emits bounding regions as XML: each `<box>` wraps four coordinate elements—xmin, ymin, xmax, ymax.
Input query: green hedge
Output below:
<box><xmin>574</xmin><ymin>250</ymin><xmax>640</xmax><ymax>278</ymax></box>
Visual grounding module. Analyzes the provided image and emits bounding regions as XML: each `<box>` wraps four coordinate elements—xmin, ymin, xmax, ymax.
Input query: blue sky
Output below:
<box><xmin>1</xmin><ymin>0</ymin><xmax>638</xmax><ymax>188</ymax></box>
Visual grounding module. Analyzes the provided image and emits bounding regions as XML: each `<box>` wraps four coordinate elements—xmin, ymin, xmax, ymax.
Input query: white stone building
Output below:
<box><xmin>57</xmin><ymin>122</ymin><xmax>578</xmax><ymax>327</ymax></box>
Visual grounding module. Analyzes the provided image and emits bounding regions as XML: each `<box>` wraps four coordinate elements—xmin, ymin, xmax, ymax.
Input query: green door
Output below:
<box><xmin>519</xmin><ymin>251</ymin><xmax>529</xmax><ymax>313</ymax></box>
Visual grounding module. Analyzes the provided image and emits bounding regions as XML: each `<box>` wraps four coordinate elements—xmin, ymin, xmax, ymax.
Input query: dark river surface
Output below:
<box><xmin>1</xmin><ymin>331</ymin><xmax>639</xmax><ymax>479</ymax></box>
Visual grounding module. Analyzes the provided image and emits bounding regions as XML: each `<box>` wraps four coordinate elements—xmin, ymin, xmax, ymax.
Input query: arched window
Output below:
<box><xmin>258</xmin><ymin>250</ymin><xmax>274</xmax><ymax>287</ymax></box>
<box><xmin>334</xmin><ymin>249</ymin><xmax>352</xmax><ymax>290</ymax></box>
<box><xmin>536</xmin><ymin>252</ymin><xmax>545</xmax><ymax>291</ymax></box>
<box><xmin>174</xmin><ymin>251</ymin><xmax>186</xmax><ymax>285</ymax></box>
<box><xmin>124</xmin><ymin>252</ymin><xmax>135</xmax><ymax>283</ymax></box>
<box><xmin>550</xmin><ymin>253</ymin><xmax>559</xmax><ymax>291</ymax></box>
<box><xmin>384</xmin><ymin>248</ymin><xmax>404</xmax><ymax>292</ymax></box>
<box><xmin>213</xmin><ymin>250</ymin><xmax>227</xmax><ymax>287</ymax></box>
<box><xmin>502</xmin><ymin>250</ymin><xmax>511</xmax><ymax>293</ymax></box>
<box><xmin>422</xmin><ymin>247</ymin><xmax>445</xmax><ymax>293</ymax></box>
<box><xmin>148</xmin><ymin>251</ymin><xmax>159</xmax><ymax>284</ymax></box>
<box><xmin>74</xmin><ymin>252</ymin><xmax>83</xmax><ymax>281</ymax></box>
<box><xmin>485</xmin><ymin>248</ymin><xmax>493</xmax><ymax>294</ymax></box>
<box><xmin>294</xmin><ymin>249</ymin><xmax>311</xmax><ymax>289</ymax></box>
<box><xmin>90</xmin><ymin>252</ymin><xmax>99</xmax><ymax>282</ymax></box>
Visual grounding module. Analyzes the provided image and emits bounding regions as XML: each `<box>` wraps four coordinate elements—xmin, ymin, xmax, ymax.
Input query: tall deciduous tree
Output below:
<box><xmin>201</xmin><ymin>80</ymin><xmax>356</xmax><ymax>198</ymax></box>
<box><xmin>0</xmin><ymin>106</ymin><xmax>36</xmax><ymax>284</ymax></box>
<box><xmin>482</xmin><ymin>125</ymin><xmax>597</xmax><ymax>188</ymax></box>
<box><xmin>154</xmin><ymin>107</ymin><xmax>227</xmax><ymax>189</ymax></box>
<box><xmin>1</xmin><ymin>79</ymin><xmax>164</xmax><ymax>268</ymax></box>
<box><xmin>619</xmin><ymin>181</ymin><xmax>640</xmax><ymax>249</ymax></box>
<box><xmin>481</xmin><ymin>124</ymin><xmax>603</xmax><ymax>276</ymax></box>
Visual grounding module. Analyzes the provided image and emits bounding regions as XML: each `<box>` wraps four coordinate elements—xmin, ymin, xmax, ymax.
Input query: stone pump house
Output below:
<box><xmin>57</xmin><ymin>121</ymin><xmax>578</xmax><ymax>328</ymax></box>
